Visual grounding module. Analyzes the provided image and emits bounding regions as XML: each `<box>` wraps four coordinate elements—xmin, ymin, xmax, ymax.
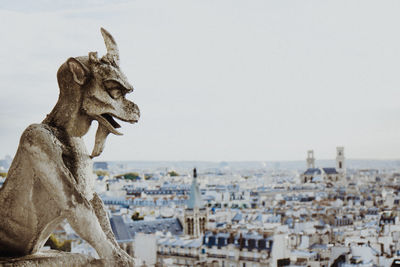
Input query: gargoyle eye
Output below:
<box><xmin>103</xmin><ymin>80</ymin><xmax>126</xmax><ymax>99</ymax></box>
<box><xmin>108</xmin><ymin>88</ymin><xmax>122</xmax><ymax>99</ymax></box>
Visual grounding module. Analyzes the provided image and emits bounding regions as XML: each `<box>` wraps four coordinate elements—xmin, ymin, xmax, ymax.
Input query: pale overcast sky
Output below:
<box><xmin>1</xmin><ymin>0</ymin><xmax>400</xmax><ymax>161</ymax></box>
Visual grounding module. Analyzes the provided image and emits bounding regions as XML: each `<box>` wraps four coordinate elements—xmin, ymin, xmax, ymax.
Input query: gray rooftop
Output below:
<box><xmin>323</xmin><ymin>168</ymin><xmax>338</xmax><ymax>175</ymax></box>
<box><xmin>127</xmin><ymin>217</ymin><xmax>183</xmax><ymax>237</ymax></box>
<box><xmin>110</xmin><ymin>215</ymin><xmax>133</xmax><ymax>242</ymax></box>
<box><xmin>304</xmin><ymin>168</ymin><xmax>322</xmax><ymax>175</ymax></box>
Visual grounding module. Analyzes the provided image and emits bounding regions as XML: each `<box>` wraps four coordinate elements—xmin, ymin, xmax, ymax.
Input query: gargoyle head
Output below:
<box><xmin>56</xmin><ymin>28</ymin><xmax>140</xmax><ymax>158</ymax></box>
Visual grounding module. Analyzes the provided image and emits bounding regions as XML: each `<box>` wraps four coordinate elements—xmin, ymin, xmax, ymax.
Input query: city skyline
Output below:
<box><xmin>1</xmin><ymin>0</ymin><xmax>400</xmax><ymax>161</ymax></box>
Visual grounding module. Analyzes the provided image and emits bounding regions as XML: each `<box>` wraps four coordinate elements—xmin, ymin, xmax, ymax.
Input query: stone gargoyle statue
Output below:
<box><xmin>0</xmin><ymin>28</ymin><xmax>139</xmax><ymax>266</ymax></box>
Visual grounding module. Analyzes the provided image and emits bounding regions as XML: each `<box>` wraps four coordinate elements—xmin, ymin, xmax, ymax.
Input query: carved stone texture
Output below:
<box><xmin>0</xmin><ymin>250</ymin><xmax>107</xmax><ymax>267</ymax></box>
<box><xmin>0</xmin><ymin>28</ymin><xmax>140</xmax><ymax>266</ymax></box>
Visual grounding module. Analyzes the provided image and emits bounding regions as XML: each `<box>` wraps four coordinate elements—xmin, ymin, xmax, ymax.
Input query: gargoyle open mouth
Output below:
<box><xmin>95</xmin><ymin>113</ymin><xmax>138</xmax><ymax>136</ymax></box>
<box><xmin>94</xmin><ymin>113</ymin><xmax>123</xmax><ymax>136</ymax></box>
<box><xmin>101</xmin><ymin>113</ymin><xmax>121</xmax><ymax>129</ymax></box>
<box><xmin>91</xmin><ymin>113</ymin><xmax>129</xmax><ymax>158</ymax></box>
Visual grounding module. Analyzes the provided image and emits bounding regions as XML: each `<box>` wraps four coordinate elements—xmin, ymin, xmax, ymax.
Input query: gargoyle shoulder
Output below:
<box><xmin>19</xmin><ymin>124</ymin><xmax>63</xmax><ymax>155</ymax></box>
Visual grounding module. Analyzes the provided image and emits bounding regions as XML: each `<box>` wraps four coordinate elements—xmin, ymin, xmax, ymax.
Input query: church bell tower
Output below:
<box><xmin>184</xmin><ymin>168</ymin><xmax>207</xmax><ymax>237</ymax></box>
<box><xmin>307</xmin><ymin>150</ymin><xmax>315</xmax><ymax>169</ymax></box>
<box><xmin>336</xmin><ymin>147</ymin><xmax>345</xmax><ymax>177</ymax></box>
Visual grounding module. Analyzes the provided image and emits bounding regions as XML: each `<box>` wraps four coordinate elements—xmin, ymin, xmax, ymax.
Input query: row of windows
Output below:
<box><xmin>186</xmin><ymin>217</ymin><xmax>206</xmax><ymax>235</ymax></box>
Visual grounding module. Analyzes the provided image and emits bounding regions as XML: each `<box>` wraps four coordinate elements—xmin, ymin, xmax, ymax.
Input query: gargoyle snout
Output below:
<box><xmin>120</xmin><ymin>100</ymin><xmax>140</xmax><ymax>124</ymax></box>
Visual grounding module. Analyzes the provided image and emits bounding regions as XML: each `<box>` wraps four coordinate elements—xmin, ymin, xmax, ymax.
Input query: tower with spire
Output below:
<box><xmin>184</xmin><ymin>168</ymin><xmax>207</xmax><ymax>237</ymax></box>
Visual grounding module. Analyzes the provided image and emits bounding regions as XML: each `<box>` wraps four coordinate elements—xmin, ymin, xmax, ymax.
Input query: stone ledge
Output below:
<box><xmin>0</xmin><ymin>250</ymin><xmax>110</xmax><ymax>267</ymax></box>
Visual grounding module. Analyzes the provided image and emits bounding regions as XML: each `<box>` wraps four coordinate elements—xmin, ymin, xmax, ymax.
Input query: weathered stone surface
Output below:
<box><xmin>0</xmin><ymin>28</ymin><xmax>139</xmax><ymax>266</ymax></box>
<box><xmin>0</xmin><ymin>250</ymin><xmax>113</xmax><ymax>267</ymax></box>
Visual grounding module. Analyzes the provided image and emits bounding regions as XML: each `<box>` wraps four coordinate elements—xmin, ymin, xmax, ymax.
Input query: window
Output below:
<box><xmin>189</xmin><ymin>218</ymin><xmax>194</xmax><ymax>235</ymax></box>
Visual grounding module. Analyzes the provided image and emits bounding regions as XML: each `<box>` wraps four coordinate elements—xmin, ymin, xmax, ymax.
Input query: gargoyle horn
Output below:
<box><xmin>100</xmin><ymin>27</ymin><xmax>120</xmax><ymax>66</ymax></box>
<box><xmin>90</xmin><ymin>28</ymin><xmax>119</xmax><ymax>158</ymax></box>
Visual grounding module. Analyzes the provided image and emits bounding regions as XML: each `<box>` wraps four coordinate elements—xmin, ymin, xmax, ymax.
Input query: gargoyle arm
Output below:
<box><xmin>21</xmin><ymin>124</ymin><xmax>118</xmax><ymax>258</ymax></box>
<box><xmin>91</xmin><ymin>193</ymin><xmax>120</xmax><ymax>247</ymax></box>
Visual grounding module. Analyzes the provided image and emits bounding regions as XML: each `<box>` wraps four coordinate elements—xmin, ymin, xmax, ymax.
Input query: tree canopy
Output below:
<box><xmin>95</xmin><ymin>170</ymin><xmax>109</xmax><ymax>177</ymax></box>
<box><xmin>116</xmin><ymin>172</ymin><xmax>141</xmax><ymax>181</ymax></box>
<box><xmin>168</xmin><ymin>170</ymin><xmax>179</xmax><ymax>177</ymax></box>
<box><xmin>44</xmin><ymin>234</ymin><xmax>71</xmax><ymax>252</ymax></box>
<box><xmin>131</xmin><ymin>211</ymin><xmax>144</xmax><ymax>221</ymax></box>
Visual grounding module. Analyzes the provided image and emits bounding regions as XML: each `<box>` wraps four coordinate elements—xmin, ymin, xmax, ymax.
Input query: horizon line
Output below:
<box><xmin>93</xmin><ymin>158</ymin><xmax>400</xmax><ymax>162</ymax></box>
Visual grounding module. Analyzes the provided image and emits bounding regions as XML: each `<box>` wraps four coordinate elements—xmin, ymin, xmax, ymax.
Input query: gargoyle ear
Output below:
<box><xmin>67</xmin><ymin>58</ymin><xmax>88</xmax><ymax>86</ymax></box>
